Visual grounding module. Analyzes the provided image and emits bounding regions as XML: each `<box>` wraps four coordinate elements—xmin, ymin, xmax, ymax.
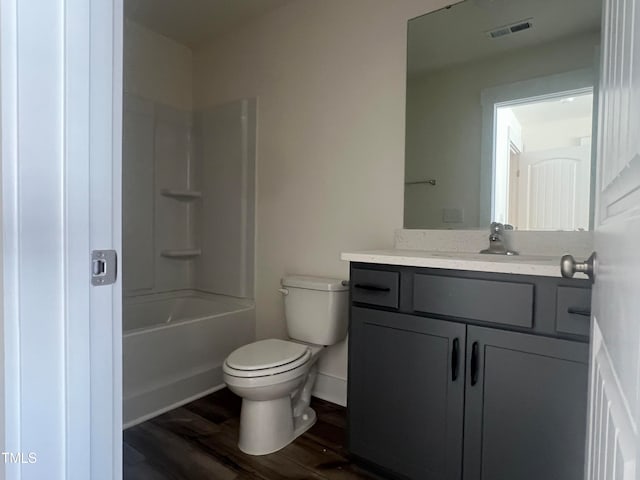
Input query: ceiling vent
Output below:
<box><xmin>487</xmin><ymin>18</ymin><xmax>534</xmax><ymax>39</ymax></box>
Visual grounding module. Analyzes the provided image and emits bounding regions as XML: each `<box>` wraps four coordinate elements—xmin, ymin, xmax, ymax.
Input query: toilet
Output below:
<box><xmin>223</xmin><ymin>275</ymin><xmax>348</xmax><ymax>455</ymax></box>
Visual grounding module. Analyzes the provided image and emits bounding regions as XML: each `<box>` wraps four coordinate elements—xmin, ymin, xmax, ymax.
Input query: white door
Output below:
<box><xmin>518</xmin><ymin>145</ymin><xmax>591</xmax><ymax>230</ymax></box>
<box><xmin>585</xmin><ymin>0</ymin><xmax>640</xmax><ymax>477</ymax></box>
<box><xmin>0</xmin><ymin>1</ymin><xmax>123</xmax><ymax>479</ymax></box>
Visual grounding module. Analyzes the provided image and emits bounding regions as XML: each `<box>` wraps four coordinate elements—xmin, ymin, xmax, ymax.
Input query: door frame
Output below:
<box><xmin>479</xmin><ymin>68</ymin><xmax>595</xmax><ymax>225</ymax></box>
<box><xmin>1</xmin><ymin>1</ymin><xmax>123</xmax><ymax>479</ymax></box>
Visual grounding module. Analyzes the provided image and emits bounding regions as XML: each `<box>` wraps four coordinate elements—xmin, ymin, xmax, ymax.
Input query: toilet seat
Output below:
<box><xmin>224</xmin><ymin>339</ymin><xmax>312</xmax><ymax>378</ymax></box>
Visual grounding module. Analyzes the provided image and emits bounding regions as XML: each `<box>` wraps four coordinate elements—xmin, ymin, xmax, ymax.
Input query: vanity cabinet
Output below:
<box><xmin>463</xmin><ymin>326</ymin><xmax>589</xmax><ymax>480</ymax></box>
<box><xmin>349</xmin><ymin>307</ymin><xmax>465</xmax><ymax>480</ymax></box>
<box><xmin>347</xmin><ymin>263</ymin><xmax>591</xmax><ymax>480</ymax></box>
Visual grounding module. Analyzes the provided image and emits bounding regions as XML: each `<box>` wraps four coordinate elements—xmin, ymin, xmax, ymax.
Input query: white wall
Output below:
<box><xmin>521</xmin><ymin>116</ymin><xmax>593</xmax><ymax>151</ymax></box>
<box><xmin>494</xmin><ymin>108</ymin><xmax>522</xmax><ymax>224</ymax></box>
<box><xmin>124</xmin><ymin>19</ymin><xmax>193</xmax><ymax>110</ymax></box>
<box><xmin>193</xmin><ymin>0</ymin><xmax>451</xmax><ymax>402</ymax></box>
<box><xmin>404</xmin><ymin>31</ymin><xmax>600</xmax><ymax>229</ymax></box>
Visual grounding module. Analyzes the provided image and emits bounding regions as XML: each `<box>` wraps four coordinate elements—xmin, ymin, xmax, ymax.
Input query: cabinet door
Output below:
<box><xmin>349</xmin><ymin>307</ymin><xmax>466</xmax><ymax>480</ymax></box>
<box><xmin>463</xmin><ymin>326</ymin><xmax>589</xmax><ymax>480</ymax></box>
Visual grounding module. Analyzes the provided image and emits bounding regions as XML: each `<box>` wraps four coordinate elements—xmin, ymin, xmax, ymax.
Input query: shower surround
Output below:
<box><xmin>122</xmin><ymin>94</ymin><xmax>257</xmax><ymax>426</ymax></box>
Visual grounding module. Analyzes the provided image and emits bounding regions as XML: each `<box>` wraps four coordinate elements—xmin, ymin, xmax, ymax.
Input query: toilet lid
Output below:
<box><xmin>226</xmin><ymin>339</ymin><xmax>308</xmax><ymax>371</ymax></box>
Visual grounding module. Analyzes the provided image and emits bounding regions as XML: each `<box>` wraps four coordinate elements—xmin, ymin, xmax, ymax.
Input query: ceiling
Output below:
<box><xmin>408</xmin><ymin>0</ymin><xmax>602</xmax><ymax>75</ymax></box>
<box><xmin>509</xmin><ymin>92</ymin><xmax>593</xmax><ymax>126</ymax></box>
<box><xmin>124</xmin><ymin>0</ymin><xmax>292</xmax><ymax>48</ymax></box>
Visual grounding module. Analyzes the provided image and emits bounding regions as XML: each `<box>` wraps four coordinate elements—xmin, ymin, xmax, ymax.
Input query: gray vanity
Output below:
<box><xmin>345</xmin><ymin>259</ymin><xmax>591</xmax><ymax>480</ymax></box>
<box><xmin>353</xmin><ymin>0</ymin><xmax>602</xmax><ymax>474</ymax></box>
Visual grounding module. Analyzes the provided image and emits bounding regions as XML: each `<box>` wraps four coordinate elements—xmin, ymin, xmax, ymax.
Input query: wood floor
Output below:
<box><xmin>123</xmin><ymin>388</ymin><xmax>374</xmax><ymax>480</ymax></box>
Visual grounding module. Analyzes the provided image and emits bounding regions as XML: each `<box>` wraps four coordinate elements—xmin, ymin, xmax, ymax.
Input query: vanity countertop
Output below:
<box><xmin>341</xmin><ymin>249</ymin><xmax>582</xmax><ymax>278</ymax></box>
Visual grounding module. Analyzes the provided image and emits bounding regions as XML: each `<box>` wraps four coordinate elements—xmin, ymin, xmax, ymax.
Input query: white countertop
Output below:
<box><xmin>340</xmin><ymin>249</ymin><xmax>580</xmax><ymax>278</ymax></box>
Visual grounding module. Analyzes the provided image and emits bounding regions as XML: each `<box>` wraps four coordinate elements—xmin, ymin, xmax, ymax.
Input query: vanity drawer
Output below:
<box><xmin>351</xmin><ymin>268</ymin><xmax>400</xmax><ymax>309</ymax></box>
<box><xmin>556</xmin><ymin>287</ymin><xmax>591</xmax><ymax>337</ymax></box>
<box><xmin>413</xmin><ymin>274</ymin><xmax>534</xmax><ymax>328</ymax></box>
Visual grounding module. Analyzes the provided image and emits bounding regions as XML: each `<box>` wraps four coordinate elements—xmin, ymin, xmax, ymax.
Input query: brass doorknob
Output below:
<box><xmin>560</xmin><ymin>252</ymin><xmax>596</xmax><ymax>283</ymax></box>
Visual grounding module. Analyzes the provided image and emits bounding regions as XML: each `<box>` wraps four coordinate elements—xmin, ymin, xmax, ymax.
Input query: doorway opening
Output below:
<box><xmin>492</xmin><ymin>89</ymin><xmax>594</xmax><ymax>230</ymax></box>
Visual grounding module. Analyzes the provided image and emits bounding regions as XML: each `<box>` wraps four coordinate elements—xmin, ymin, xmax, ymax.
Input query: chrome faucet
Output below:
<box><xmin>480</xmin><ymin>222</ymin><xmax>518</xmax><ymax>255</ymax></box>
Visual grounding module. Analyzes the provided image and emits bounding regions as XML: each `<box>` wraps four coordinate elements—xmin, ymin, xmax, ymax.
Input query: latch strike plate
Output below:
<box><xmin>91</xmin><ymin>250</ymin><xmax>117</xmax><ymax>286</ymax></box>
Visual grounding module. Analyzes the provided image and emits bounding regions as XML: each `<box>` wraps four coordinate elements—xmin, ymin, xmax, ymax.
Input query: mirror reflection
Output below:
<box><xmin>404</xmin><ymin>0</ymin><xmax>601</xmax><ymax>230</ymax></box>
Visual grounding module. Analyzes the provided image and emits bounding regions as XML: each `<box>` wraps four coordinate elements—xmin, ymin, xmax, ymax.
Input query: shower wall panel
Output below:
<box><xmin>123</xmin><ymin>94</ymin><xmax>256</xmax><ymax>299</ymax></box>
<box><xmin>154</xmin><ymin>104</ymin><xmax>195</xmax><ymax>292</ymax></box>
<box><xmin>194</xmin><ymin>99</ymin><xmax>256</xmax><ymax>298</ymax></box>
<box><xmin>123</xmin><ymin>93</ymin><xmax>195</xmax><ymax>295</ymax></box>
<box><xmin>123</xmin><ymin>95</ymin><xmax>155</xmax><ymax>292</ymax></box>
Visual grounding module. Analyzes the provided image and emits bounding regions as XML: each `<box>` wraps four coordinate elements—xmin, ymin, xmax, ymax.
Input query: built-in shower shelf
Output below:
<box><xmin>160</xmin><ymin>249</ymin><xmax>202</xmax><ymax>258</ymax></box>
<box><xmin>160</xmin><ymin>188</ymin><xmax>202</xmax><ymax>200</ymax></box>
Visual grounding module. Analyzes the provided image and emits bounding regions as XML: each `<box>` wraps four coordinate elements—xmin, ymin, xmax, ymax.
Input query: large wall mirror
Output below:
<box><xmin>404</xmin><ymin>0</ymin><xmax>602</xmax><ymax>230</ymax></box>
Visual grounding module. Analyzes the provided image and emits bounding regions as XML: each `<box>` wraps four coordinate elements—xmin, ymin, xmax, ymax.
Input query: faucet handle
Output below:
<box><xmin>490</xmin><ymin>222</ymin><xmax>514</xmax><ymax>233</ymax></box>
<box><xmin>490</xmin><ymin>222</ymin><xmax>504</xmax><ymax>233</ymax></box>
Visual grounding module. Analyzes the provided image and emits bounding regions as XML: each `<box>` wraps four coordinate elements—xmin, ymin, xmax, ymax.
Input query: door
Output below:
<box><xmin>585</xmin><ymin>0</ymin><xmax>640</xmax><ymax>476</ymax></box>
<box><xmin>348</xmin><ymin>307</ymin><xmax>465</xmax><ymax>480</ymax></box>
<box><xmin>463</xmin><ymin>326</ymin><xmax>589</xmax><ymax>480</ymax></box>
<box><xmin>1</xmin><ymin>0</ymin><xmax>123</xmax><ymax>479</ymax></box>
<box><xmin>517</xmin><ymin>145</ymin><xmax>592</xmax><ymax>230</ymax></box>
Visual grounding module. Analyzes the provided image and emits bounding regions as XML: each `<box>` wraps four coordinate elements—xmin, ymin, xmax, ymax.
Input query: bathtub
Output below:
<box><xmin>123</xmin><ymin>291</ymin><xmax>254</xmax><ymax>428</ymax></box>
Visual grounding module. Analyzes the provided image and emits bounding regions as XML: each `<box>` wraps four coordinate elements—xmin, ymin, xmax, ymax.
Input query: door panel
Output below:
<box><xmin>463</xmin><ymin>326</ymin><xmax>589</xmax><ymax>480</ymax></box>
<box><xmin>518</xmin><ymin>145</ymin><xmax>591</xmax><ymax>230</ymax></box>
<box><xmin>588</xmin><ymin>0</ymin><xmax>640</xmax><ymax>475</ymax></box>
<box><xmin>349</xmin><ymin>307</ymin><xmax>465</xmax><ymax>480</ymax></box>
<box><xmin>587</xmin><ymin>323</ymin><xmax>636</xmax><ymax>479</ymax></box>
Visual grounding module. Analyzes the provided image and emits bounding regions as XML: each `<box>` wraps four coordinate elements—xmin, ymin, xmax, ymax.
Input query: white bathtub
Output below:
<box><xmin>123</xmin><ymin>291</ymin><xmax>254</xmax><ymax>428</ymax></box>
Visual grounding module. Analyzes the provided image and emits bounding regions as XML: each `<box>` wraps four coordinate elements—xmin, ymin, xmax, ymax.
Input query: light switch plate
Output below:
<box><xmin>443</xmin><ymin>208</ymin><xmax>464</xmax><ymax>223</ymax></box>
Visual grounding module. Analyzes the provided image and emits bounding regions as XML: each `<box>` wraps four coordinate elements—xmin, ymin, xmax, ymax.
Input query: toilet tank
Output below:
<box><xmin>281</xmin><ymin>276</ymin><xmax>349</xmax><ymax>346</ymax></box>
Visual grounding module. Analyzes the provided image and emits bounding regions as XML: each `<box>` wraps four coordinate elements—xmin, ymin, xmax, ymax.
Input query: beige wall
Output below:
<box><xmin>124</xmin><ymin>19</ymin><xmax>193</xmax><ymax>110</ymax></box>
<box><xmin>193</xmin><ymin>0</ymin><xmax>449</xmax><ymax>388</ymax></box>
<box><xmin>405</xmin><ymin>31</ymin><xmax>600</xmax><ymax>229</ymax></box>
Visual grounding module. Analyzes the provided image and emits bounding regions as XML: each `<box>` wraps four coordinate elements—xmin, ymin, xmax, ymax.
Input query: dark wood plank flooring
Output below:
<box><xmin>123</xmin><ymin>388</ymin><xmax>373</xmax><ymax>480</ymax></box>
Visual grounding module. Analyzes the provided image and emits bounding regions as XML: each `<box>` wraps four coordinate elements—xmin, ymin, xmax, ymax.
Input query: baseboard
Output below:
<box><xmin>312</xmin><ymin>372</ymin><xmax>347</xmax><ymax>407</ymax></box>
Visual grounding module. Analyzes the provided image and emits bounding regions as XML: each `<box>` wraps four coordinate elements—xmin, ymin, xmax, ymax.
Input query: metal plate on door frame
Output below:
<box><xmin>91</xmin><ymin>250</ymin><xmax>117</xmax><ymax>286</ymax></box>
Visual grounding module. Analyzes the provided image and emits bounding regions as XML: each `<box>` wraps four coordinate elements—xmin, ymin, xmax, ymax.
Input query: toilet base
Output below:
<box><xmin>293</xmin><ymin>406</ymin><xmax>317</xmax><ymax>439</ymax></box>
<box><xmin>237</xmin><ymin>398</ymin><xmax>317</xmax><ymax>456</ymax></box>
